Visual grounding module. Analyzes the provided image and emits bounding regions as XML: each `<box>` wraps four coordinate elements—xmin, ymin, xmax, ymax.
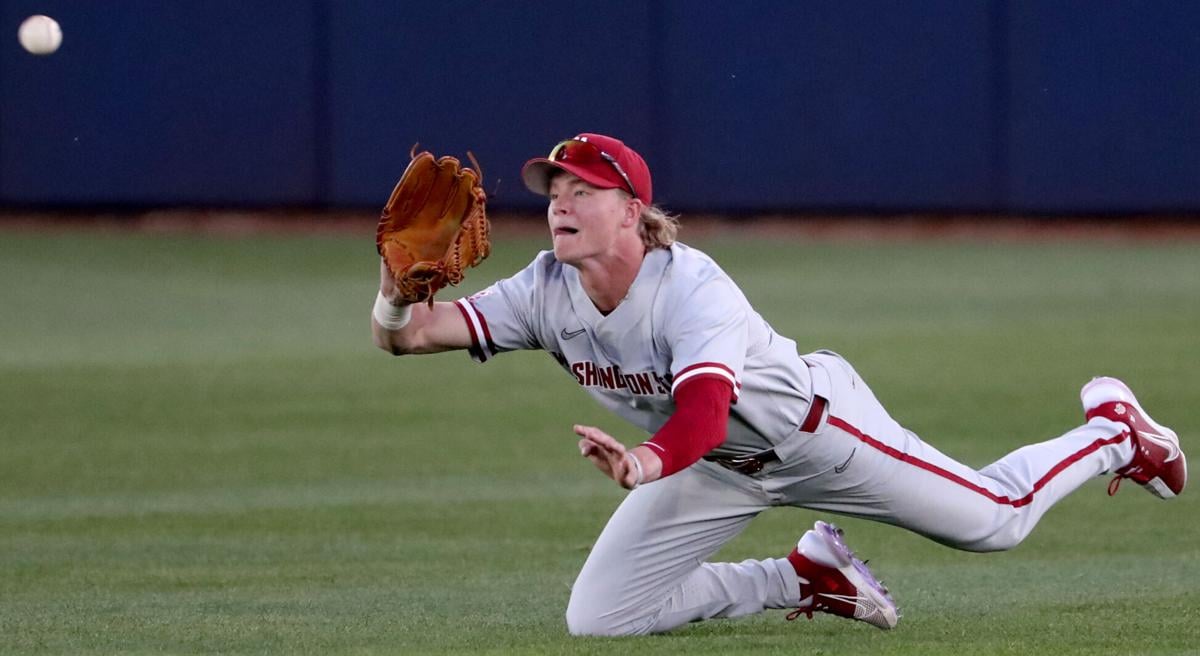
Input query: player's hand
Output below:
<box><xmin>575</xmin><ymin>424</ymin><xmax>655</xmax><ymax>490</ymax></box>
<box><xmin>379</xmin><ymin>259</ymin><xmax>404</xmax><ymax>306</ymax></box>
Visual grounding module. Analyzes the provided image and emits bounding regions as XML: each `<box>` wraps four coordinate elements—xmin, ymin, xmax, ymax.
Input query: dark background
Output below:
<box><xmin>2</xmin><ymin>1</ymin><xmax>1198</xmax><ymax>214</ymax></box>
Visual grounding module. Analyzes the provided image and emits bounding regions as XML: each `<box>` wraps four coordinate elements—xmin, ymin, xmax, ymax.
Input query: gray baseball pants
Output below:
<box><xmin>565</xmin><ymin>351</ymin><xmax>1133</xmax><ymax>635</ymax></box>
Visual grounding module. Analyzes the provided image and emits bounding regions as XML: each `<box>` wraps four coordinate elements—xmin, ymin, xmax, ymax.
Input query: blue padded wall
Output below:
<box><xmin>2</xmin><ymin>1</ymin><xmax>1198</xmax><ymax>213</ymax></box>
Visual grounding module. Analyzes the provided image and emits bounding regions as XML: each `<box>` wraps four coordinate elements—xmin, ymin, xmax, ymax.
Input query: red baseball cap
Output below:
<box><xmin>521</xmin><ymin>133</ymin><xmax>653</xmax><ymax>205</ymax></box>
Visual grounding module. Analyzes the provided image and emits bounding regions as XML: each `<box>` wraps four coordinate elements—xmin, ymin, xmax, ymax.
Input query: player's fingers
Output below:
<box><xmin>575</xmin><ymin>428</ymin><xmax>601</xmax><ymax>451</ymax></box>
<box><xmin>576</xmin><ymin>426</ymin><xmax>617</xmax><ymax>452</ymax></box>
<box><xmin>580</xmin><ymin>428</ymin><xmax>623</xmax><ymax>452</ymax></box>
<box><xmin>575</xmin><ymin>427</ymin><xmax>630</xmax><ymax>478</ymax></box>
<box><xmin>379</xmin><ymin>258</ymin><xmax>399</xmax><ymax>298</ymax></box>
<box><xmin>580</xmin><ymin>451</ymin><xmax>614</xmax><ymax>478</ymax></box>
<box><xmin>582</xmin><ymin>435</ymin><xmax>625</xmax><ymax>463</ymax></box>
<box><xmin>578</xmin><ymin>438</ymin><xmax>601</xmax><ymax>457</ymax></box>
<box><xmin>579</xmin><ymin>435</ymin><xmax>628</xmax><ymax>477</ymax></box>
<box><xmin>579</xmin><ymin>436</ymin><xmax>611</xmax><ymax>462</ymax></box>
<box><xmin>601</xmin><ymin>445</ymin><xmax>627</xmax><ymax>474</ymax></box>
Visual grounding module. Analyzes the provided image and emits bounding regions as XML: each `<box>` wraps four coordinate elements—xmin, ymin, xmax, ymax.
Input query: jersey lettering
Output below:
<box><xmin>570</xmin><ymin>360</ymin><xmax>670</xmax><ymax>396</ymax></box>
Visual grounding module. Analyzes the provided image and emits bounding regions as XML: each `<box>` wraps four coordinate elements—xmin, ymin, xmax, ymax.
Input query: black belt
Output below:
<box><xmin>703</xmin><ymin>395</ymin><xmax>827</xmax><ymax>475</ymax></box>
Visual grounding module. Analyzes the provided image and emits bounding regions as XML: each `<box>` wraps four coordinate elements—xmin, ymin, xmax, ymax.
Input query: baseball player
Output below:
<box><xmin>371</xmin><ymin>133</ymin><xmax>1187</xmax><ymax>635</ymax></box>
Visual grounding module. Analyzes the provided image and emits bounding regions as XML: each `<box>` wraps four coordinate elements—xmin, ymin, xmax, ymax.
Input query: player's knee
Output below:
<box><xmin>565</xmin><ymin>593</ymin><xmax>651</xmax><ymax>636</ymax></box>
<box><xmin>961</xmin><ymin>534</ymin><xmax>1022</xmax><ymax>553</ymax></box>
<box><xmin>565</xmin><ymin>607</ymin><xmax>632</xmax><ymax>637</ymax></box>
<box><xmin>942</xmin><ymin>526</ymin><xmax>1024</xmax><ymax>553</ymax></box>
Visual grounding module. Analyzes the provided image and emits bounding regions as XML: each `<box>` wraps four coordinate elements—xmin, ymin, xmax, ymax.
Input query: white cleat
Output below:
<box><xmin>785</xmin><ymin>521</ymin><xmax>900</xmax><ymax>630</ymax></box>
<box><xmin>1081</xmin><ymin>376</ymin><xmax>1186</xmax><ymax>498</ymax></box>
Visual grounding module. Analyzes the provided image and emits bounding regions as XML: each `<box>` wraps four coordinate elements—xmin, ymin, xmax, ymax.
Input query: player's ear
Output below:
<box><xmin>622</xmin><ymin>197</ymin><xmax>643</xmax><ymax>228</ymax></box>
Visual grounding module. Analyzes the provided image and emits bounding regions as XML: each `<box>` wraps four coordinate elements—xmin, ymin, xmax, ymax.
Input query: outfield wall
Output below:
<box><xmin>2</xmin><ymin>1</ymin><xmax>1198</xmax><ymax>213</ymax></box>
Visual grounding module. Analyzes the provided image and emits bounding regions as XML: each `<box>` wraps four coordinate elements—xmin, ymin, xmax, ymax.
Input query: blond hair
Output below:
<box><xmin>638</xmin><ymin>203</ymin><xmax>679</xmax><ymax>249</ymax></box>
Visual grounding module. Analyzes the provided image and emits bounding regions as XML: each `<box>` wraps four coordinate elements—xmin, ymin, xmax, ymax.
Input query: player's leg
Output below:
<box><xmin>566</xmin><ymin>461</ymin><xmax>790</xmax><ymax>636</ymax></box>
<box><xmin>567</xmin><ymin>457</ymin><xmax>898</xmax><ymax>635</ymax></box>
<box><xmin>772</xmin><ymin>352</ymin><xmax>1155</xmax><ymax>552</ymax></box>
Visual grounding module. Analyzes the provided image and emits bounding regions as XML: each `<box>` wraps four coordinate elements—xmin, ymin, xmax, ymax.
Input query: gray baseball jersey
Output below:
<box><xmin>454</xmin><ymin>243</ymin><xmax>815</xmax><ymax>457</ymax></box>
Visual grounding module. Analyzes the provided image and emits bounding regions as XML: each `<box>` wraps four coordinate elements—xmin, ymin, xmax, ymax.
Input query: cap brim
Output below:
<box><xmin>520</xmin><ymin>158</ymin><xmax>625</xmax><ymax>196</ymax></box>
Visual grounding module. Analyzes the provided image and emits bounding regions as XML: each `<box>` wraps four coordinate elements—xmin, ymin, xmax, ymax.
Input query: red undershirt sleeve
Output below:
<box><xmin>639</xmin><ymin>376</ymin><xmax>733</xmax><ymax>477</ymax></box>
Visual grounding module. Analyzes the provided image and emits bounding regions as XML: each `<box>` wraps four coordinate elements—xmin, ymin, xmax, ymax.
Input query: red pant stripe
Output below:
<box><xmin>826</xmin><ymin>415</ymin><xmax>1129</xmax><ymax>508</ymax></box>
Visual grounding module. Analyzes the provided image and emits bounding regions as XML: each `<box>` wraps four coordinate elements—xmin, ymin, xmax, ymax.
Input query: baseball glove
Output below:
<box><xmin>376</xmin><ymin>147</ymin><xmax>490</xmax><ymax>306</ymax></box>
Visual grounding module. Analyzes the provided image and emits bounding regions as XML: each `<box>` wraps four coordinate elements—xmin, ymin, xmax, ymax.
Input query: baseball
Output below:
<box><xmin>18</xmin><ymin>15</ymin><xmax>62</xmax><ymax>55</ymax></box>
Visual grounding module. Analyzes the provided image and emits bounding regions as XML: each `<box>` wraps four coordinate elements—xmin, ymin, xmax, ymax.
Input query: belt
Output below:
<box><xmin>703</xmin><ymin>395</ymin><xmax>828</xmax><ymax>475</ymax></box>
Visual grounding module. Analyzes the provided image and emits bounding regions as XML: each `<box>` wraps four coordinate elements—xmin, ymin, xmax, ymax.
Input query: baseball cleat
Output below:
<box><xmin>1081</xmin><ymin>376</ymin><xmax>1186</xmax><ymax>498</ymax></box>
<box><xmin>785</xmin><ymin>521</ymin><xmax>899</xmax><ymax>630</ymax></box>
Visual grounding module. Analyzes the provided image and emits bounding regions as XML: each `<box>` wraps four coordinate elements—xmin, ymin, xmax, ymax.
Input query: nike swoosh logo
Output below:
<box><xmin>818</xmin><ymin>592</ymin><xmax>866</xmax><ymax>607</ymax></box>
<box><xmin>560</xmin><ymin>327</ymin><xmax>586</xmax><ymax>340</ymax></box>
<box><xmin>1141</xmin><ymin>431</ymin><xmax>1182</xmax><ymax>462</ymax></box>
<box><xmin>834</xmin><ymin>448</ymin><xmax>856</xmax><ymax>474</ymax></box>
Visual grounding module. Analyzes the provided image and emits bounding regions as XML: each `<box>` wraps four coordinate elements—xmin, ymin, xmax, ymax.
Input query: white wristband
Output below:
<box><xmin>625</xmin><ymin>451</ymin><xmax>644</xmax><ymax>489</ymax></box>
<box><xmin>373</xmin><ymin>291</ymin><xmax>413</xmax><ymax>330</ymax></box>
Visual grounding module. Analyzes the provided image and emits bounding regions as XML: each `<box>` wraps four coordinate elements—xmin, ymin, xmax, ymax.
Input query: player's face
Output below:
<box><xmin>547</xmin><ymin>174</ymin><xmax>638</xmax><ymax>265</ymax></box>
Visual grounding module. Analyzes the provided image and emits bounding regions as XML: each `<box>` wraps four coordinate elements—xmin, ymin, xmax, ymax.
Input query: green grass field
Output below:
<box><xmin>1</xmin><ymin>228</ymin><xmax>1197</xmax><ymax>655</ymax></box>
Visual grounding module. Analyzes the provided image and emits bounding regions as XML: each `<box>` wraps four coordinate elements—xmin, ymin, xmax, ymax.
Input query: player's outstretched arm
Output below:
<box><xmin>371</xmin><ymin>259</ymin><xmax>472</xmax><ymax>356</ymax></box>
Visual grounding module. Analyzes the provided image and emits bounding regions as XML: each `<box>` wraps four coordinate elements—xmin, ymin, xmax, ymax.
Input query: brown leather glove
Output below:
<box><xmin>375</xmin><ymin>149</ymin><xmax>490</xmax><ymax>306</ymax></box>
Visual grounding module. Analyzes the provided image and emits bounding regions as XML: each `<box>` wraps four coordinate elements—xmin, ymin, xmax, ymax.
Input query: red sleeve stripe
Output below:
<box><xmin>672</xmin><ymin>363</ymin><xmax>740</xmax><ymax>399</ymax></box>
<box><xmin>453</xmin><ymin>300</ymin><xmax>487</xmax><ymax>362</ymax></box>
<box><xmin>468</xmin><ymin>299</ymin><xmax>498</xmax><ymax>355</ymax></box>
<box><xmin>675</xmin><ymin>362</ymin><xmax>741</xmax><ymax>388</ymax></box>
<box><xmin>454</xmin><ymin>299</ymin><xmax>497</xmax><ymax>362</ymax></box>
